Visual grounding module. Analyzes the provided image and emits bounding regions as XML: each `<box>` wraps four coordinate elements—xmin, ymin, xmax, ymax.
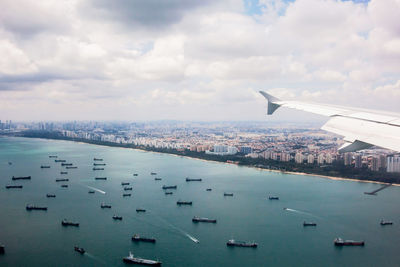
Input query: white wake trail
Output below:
<box><xmin>86</xmin><ymin>185</ymin><xmax>106</xmax><ymax>194</ymax></box>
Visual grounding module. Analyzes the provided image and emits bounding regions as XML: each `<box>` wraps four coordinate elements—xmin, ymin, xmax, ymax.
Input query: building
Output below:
<box><xmin>239</xmin><ymin>146</ymin><xmax>253</xmax><ymax>155</ymax></box>
<box><xmin>354</xmin><ymin>154</ymin><xmax>362</xmax><ymax>168</ymax></box>
<box><xmin>387</xmin><ymin>156</ymin><xmax>400</xmax><ymax>173</ymax></box>
<box><xmin>317</xmin><ymin>153</ymin><xmax>325</xmax><ymax>165</ymax></box>
<box><xmin>344</xmin><ymin>153</ymin><xmax>353</xmax><ymax>166</ymax></box>
<box><xmin>295</xmin><ymin>153</ymin><xmax>303</xmax><ymax>164</ymax></box>
<box><xmin>307</xmin><ymin>154</ymin><xmax>315</xmax><ymax>164</ymax></box>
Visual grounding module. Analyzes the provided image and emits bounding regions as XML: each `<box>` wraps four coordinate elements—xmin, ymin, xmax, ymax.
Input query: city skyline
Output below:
<box><xmin>1</xmin><ymin>0</ymin><xmax>400</xmax><ymax>121</ymax></box>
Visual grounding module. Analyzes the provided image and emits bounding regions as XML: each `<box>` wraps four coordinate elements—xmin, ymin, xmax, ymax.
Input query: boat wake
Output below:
<box><xmin>85</xmin><ymin>252</ymin><xmax>106</xmax><ymax>265</ymax></box>
<box><xmin>86</xmin><ymin>185</ymin><xmax>106</xmax><ymax>194</ymax></box>
<box><xmin>284</xmin><ymin>208</ymin><xmax>321</xmax><ymax>219</ymax></box>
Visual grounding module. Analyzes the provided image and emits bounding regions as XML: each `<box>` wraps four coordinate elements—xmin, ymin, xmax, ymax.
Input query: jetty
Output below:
<box><xmin>364</xmin><ymin>183</ymin><xmax>391</xmax><ymax>195</ymax></box>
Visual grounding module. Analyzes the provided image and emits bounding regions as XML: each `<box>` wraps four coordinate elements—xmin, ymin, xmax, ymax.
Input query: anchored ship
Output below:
<box><xmin>177</xmin><ymin>201</ymin><xmax>192</xmax><ymax>205</ymax></box>
<box><xmin>192</xmin><ymin>216</ymin><xmax>217</xmax><ymax>223</ymax></box>
<box><xmin>334</xmin><ymin>238</ymin><xmax>364</xmax><ymax>246</ymax></box>
<box><xmin>165</xmin><ymin>192</ymin><xmax>173</xmax><ymax>195</ymax></box>
<box><xmin>74</xmin><ymin>246</ymin><xmax>85</xmax><ymax>254</ymax></box>
<box><xmin>185</xmin><ymin>178</ymin><xmax>202</xmax><ymax>182</ymax></box>
<box><xmin>224</xmin><ymin>193</ymin><xmax>233</xmax><ymax>196</ymax></box>
<box><xmin>6</xmin><ymin>185</ymin><xmax>23</xmax><ymax>189</ymax></box>
<box><xmin>12</xmin><ymin>176</ymin><xmax>31</xmax><ymax>180</ymax></box>
<box><xmin>66</xmin><ymin>166</ymin><xmax>78</xmax><ymax>169</ymax></box>
<box><xmin>62</xmin><ymin>219</ymin><xmax>79</xmax><ymax>227</ymax></box>
<box><xmin>101</xmin><ymin>203</ymin><xmax>112</xmax><ymax>209</ymax></box>
<box><xmin>124</xmin><ymin>187</ymin><xmax>133</xmax><ymax>191</ymax></box>
<box><xmin>226</xmin><ymin>239</ymin><xmax>257</xmax><ymax>248</ymax></box>
<box><xmin>55</xmin><ymin>160</ymin><xmax>66</xmax><ymax>162</ymax></box>
<box><xmin>113</xmin><ymin>215</ymin><xmax>123</xmax><ymax>220</ymax></box>
<box><xmin>162</xmin><ymin>185</ymin><xmax>177</xmax><ymax>190</ymax></box>
<box><xmin>60</xmin><ymin>172</ymin><xmax>68</xmax><ymax>175</ymax></box>
<box><xmin>150</xmin><ymin>172</ymin><xmax>157</xmax><ymax>175</ymax></box>
<box><xmin>136</xmin><ymin>208</ymin><xmax>146</xmax><ymax>212</ymax></box>
<box><xmin>380</xmin><ymin>220</ymin><xmax>393</xmax><ymax>226</ymax></box>
<box><xmin>93</xmin><ymin>168</ymin><xmax>104</xmax><ymax>171</ymax></box>
<box><xmin>121</xmin><ymin>182</ymin><xmax>130</xmax><ymax>186</ymax></box>
<box><xmin>123</xmin><ymin>193</ymin><xmax>131</xmax><ymax>197</ymax></box>
<box><xmin>93</xmin><ymin>158</ymin><xmax>103</xmax><ymax>161</ymax></box>
<box><xmin>123</xmin><ymin>252</ymin><xmax>161</xmax><ymax>266</ymax></box>
<box><xmin>46</xmin><ymin>194</ymin><xmax>56</xmax><ymax>198</ymax></box>
<box><xmin>88</xmin><ymin>190</ymin><xmax>95</xmax><ymax>194</ymax></box>
<box><xmin>132</xmin><ymin>234</ymin><xmax>156</xmax><ymax>243</ymax></box>
<box><xmin>268</xmin><ymin>196</ymin><xmax>279</xmax><ymax>200</ymax></box>
<box><xmin>95</xmin><ymin>177</ymin><xmax>107</xmax><ymax>180</ymax></box>
<box><xmin>56</xmin><ymin>178</ymin><xmax>69</xmax><ymax>182</ymax></box>
<box><xmin>61</xmin><ymin>184</ymin><xmax>68</xmax><ymax>188</ymax></box>
<box><xmin>61</xmin><ymin>163</ymin><xmax>73</xmax><ymax>166</ymax></box>
<box><xmin>93</xmin><ymin>163</ymin><xmax>106</xmax><ymax>166</ymax></box>
<box><xmin>26</xmin><ymin>205</ymin><xmax>47</xmax><ymax>211</ymax></box>
<box><xmin>133</xmin><ymin>173</ymin><xmax>138</xmax><ymax>176</ymax></box>
<box><xmin>154</xmin><ymin>178</ymin><xmax>162</xmax><ymax>181</ymax></box>
<box><xmin>303</xmin><ymin>222</ymin><xmax>317</xmax><ymax>227</ymax></box>
<box><xmin>49</xmin><ymin>155</ymin><xmax>58</xmax><ymax>158</ymax></box>
<box><xmin>41</xmin><ymin>165</ymin><xmax>50</xmax><ymax>169</ymax></box>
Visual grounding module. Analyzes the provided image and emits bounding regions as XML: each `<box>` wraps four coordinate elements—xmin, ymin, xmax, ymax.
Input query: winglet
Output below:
<box><xmin>259</xmin><ymin>91</ymin><xmax>281</xmax><ymax>115</ymax></box>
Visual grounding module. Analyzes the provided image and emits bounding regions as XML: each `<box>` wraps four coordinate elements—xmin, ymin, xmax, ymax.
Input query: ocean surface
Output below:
<box><xmin>0</xmin><ymin>137</ymin><xmax>399</xmax><ymax>267</ymax></box>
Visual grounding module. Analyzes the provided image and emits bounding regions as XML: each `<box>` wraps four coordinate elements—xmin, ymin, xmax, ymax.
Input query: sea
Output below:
<box><xmin>0</xmin><ymin>137</ymin><xmax>399</xmax><ymax>267</ymax></box>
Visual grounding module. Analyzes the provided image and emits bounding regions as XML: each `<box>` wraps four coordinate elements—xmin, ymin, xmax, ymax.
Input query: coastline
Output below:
<box><xmin>6</xmin><ymin>135</ymin><xmax>399</xmax><ymax>187</ymax></box>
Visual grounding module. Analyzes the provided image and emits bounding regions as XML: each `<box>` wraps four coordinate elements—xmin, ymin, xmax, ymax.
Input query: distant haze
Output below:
<box><xmin>0</xmin><ymin>0</ymin><xmax>399</xmax><ymax>121</ymax></box>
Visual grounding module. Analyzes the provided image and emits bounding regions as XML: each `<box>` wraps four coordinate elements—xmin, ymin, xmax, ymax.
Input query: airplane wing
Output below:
<box><xmin>259</xmin><ymin>91</ymin><xmax>400</xmax><ymax>153</ymax></box>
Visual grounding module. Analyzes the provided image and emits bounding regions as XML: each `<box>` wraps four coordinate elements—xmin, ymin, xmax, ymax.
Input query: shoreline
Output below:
<box><xmin>7</xmin><ymin>135</ymin><xmax>399</xmax><ymax>187</ymax></box>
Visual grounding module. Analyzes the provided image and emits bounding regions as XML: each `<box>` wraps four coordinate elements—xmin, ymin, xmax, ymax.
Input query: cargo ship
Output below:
<box><xmin>101</xmin><ymin>203</ymin><xmax>111</xmax><ymax>209</ymax></box>
<box><xmin>62</xmin><ymin>219</ymin><xmax>79</xmax><ymax>227</ymax></box>
<box><xmin>162</xmin><ymin>185</ymin><xmax>177</xmax><ymax>190</ymax></box>
<box><xmin>192</xmin><ymin>216</ymin><xmax>217</xmax><ymax>223</ymax></box>
<box><xmin>93</xmin><ymin>168</ymin><xmax>104</xmax><ymax>171</ymax></box>
<box><xmin>226</xmin><ymin>239</ymin><xmax>257</xmax><ymax>248</ymax></box>
<box><xmin>95</xmin><ymin>177</ymin><xmax>107</xmax><ymax>180</ymax></box>
<box><xmin>26</xmin><ymin>205</ymin><xmax>47</xmax><ymax>211</ymax></box>
<box><xmin>380</xmin><ymin>220</ymin><xmax>393</xmax><ymax>225</ymax></box>
<box><xmin>123</xmin><ymin>252</ymin><xmax>161</xmax><ymax>266</ymax></box>
<box><xmin>49</xmin><ymin>155</ymin><xmax>58</xmax><ymax>158</ymax></box>
<box><xmin>74</xmin><ymin>246</ymin><xmax>85</xmax><ymax>254</ymax></box>
<box><xmin>6</xmin><ymin>185</ymin><xmax>23</xmax><ymax>189</ymax></box>
<box><xmin>12</xmin><ymin>176</ymin><xmax>31</xmax><ymax>180</ymax></box>
<box><xmin>56</xmin><ymin>178</ymin><xmax>69</xmax><ymax>182</ymax></box>
<box><xmin>113</xmin><ymin>215</ymin><xmax>123</xmax><ymax>220</ymax></box>
<box><xmin>123</xmin><ymin>193</ymin><xmax>131</xmax><ymax>197</ymax></box>
<box><xmin>334</xmin><ymin>238</ymin><xmax>364</xmax><ymax>246</ymax></box>
<box><xmin>268</xmin><ymin>196</ymin><xmax>279</xmax><ymax>200</ymax></box>
<box><xmin>121</xmin><ymin>182</ymin><xmax>130</xmax><ymax>186</ymax></box>
<box><xmin>303</xmin><ymin>222</ymin><xmax>317</xmax><ymax>227</ymax></box>
<box><xmin>41</xmin><ymin>165</ymin><xmax>50</xmax><ymax>169</ymax></box>
<box><xmin>60</xmin><ymin>172</ymin><xmax>68</xmax><ymax>175</ymax></box>
<box><xmin>93</xmin><ymin>158</ymin><xmax>103</xmax><ymax>161</ymax></box>
<box><xmin>185</xmin><ymin>178</ymin><xmax>202</xmax><ymax>182</ymax></box>
<box><xmin>93</xmin><ymin>163</ymin><xmax>106</xmax><ymax>166</ymax></box>
<box><xmin>177</xmin><ymin>201</ymin><xmax>192</xmax><ymax>205</ymax></box>
<box><xmin>165</xmin><ymin>192</ymin><xmax>173</xmax><ymax>195</ymax></box>
<box><xmin>154</xmin><ymin>178</ymin><xmax>162</xmax><ymax>181</ymax></box>
<box><xmin>124</xmin><ymin>187</ymin><xmax>133</xmax><ymax>191</ymax></box>
<box><xmin>132</xmin><ymin>234</ymin><xmax>156</xmax><ymax>243</ymax></box>
<box><xmin>55</xmin><ymin>160</ymin><xmax>66</xmax><ymax>162</ymax></box>
<box><xmin>61</xmin><ymin>184</ymin><xmax>68</xmax><ymax>188</ymax></box>
<box><xmin>46</xmin><ymin>194</ymin><xmax>56</xmax><ymax>198</ymax></box>
<box><xmin>66</xmin><ymin>166</ymin><xmax>78</xmax><ymax>169</ymax></box>
<box><xmin>136</xmin><ymin>208</ymin><xmax>146</xmax><ymax>212</ymax></box>
<box><xmin>224</xmin><ymin>193</ymin><xmax>233</xmax><ymax>196</ymax></box>
<box><xmin>61</xmin><ymin>163</ymin><xmax>73</xmax><ymax>166</ymax></box>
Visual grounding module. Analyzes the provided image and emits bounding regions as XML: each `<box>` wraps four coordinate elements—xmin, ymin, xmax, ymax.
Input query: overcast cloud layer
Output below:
<box><xmin>0</xmin><ymin>0</ymin><xmax>399</xmax><ymax>121</ymax></box>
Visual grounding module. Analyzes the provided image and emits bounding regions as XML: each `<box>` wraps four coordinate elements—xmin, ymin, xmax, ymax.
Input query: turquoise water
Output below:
<box><xmin>0</xmin><ymin>137</ymin><xmax>399</xmax><ymax>267</ymax></box>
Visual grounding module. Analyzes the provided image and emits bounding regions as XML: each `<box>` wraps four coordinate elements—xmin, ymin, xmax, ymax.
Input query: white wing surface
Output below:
<box><xmin>260</xmin><ymin>91</ymin><xmax>400</xmax><ymax>153</ymax></box>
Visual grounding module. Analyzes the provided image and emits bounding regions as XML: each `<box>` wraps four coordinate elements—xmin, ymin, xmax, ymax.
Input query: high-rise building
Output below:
<box><xmin>344</xmin><ymin>153</ymin><xmax>353</xmax><ymax>166</ymax></box>
<box><xmin>239</xmin><ymin>146</ymin><xmax>252</xmax><ymax>155</ymax></box>
<box><xmin>307</xmin><ymin>154</ymin><xmax>315</xmax><ymax>164</ymax></box>
<box><xmin>317</xmin><ymin>153</ymin><xmax>325</xmax><ymax>165</ymax></box>
<box><xmin>371</xmin><ymin>157</ymin><xmax>379</xmax><ymax>171</ymax></box>
<box><xmin>354</xmin><ymin>154</ymin><xmax>362</xmax><ymax>168</ymax></box>
<box><xmin>387</xmin><ymin>156</ymin><xmax>400</xmax><ymax>173</ymax></box>
<box><xmin>295</xmin><ymin>153</ymin><xmax>303</xmax><ymax>164</ymax></box>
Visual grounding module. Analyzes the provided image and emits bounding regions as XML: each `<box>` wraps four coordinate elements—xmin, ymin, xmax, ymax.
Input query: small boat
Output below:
<box><xmin>95</xmin><ymin>177</ymin><xmax>107</xmax><ymax>180</ymax></box>
<box><xmin>268</xmin><ymin>196</ymin><xmax>279</xmax><ymax>200</ymax></box>
<box><xmin>62</xmin><ymin>219</ymin><xmax>79</xmax><ymax>227</ymax></box>
<box><xmin>61</xmin><ymin>184</ymin><xmax>68</xmax><ymax>188</ymax></box>
<box><xmin>303</xmin><ymin>222</ymin><xmax>317</xmax><ymax>227</ymax></box>
<box><xmin>124</xmin><ymin>187</ymin><xmax>133</xmax><ymax>191</ymax></box>
<box><xmin>46</xmin><ymin>194</ymin><xmax>56</xmax><ymax>198</ymax></box>
<box><xmin>136</xmin><ymin>208</ymin><xmax>146</xmax><ymax>212</ymax></box>
<box><xmin>380</xmin><ymin>220</ymin><xmax>393</xmax><ymax>226</ymax></box>
<box><xmin>123</xmin><ymin>193</ymin><xmax>131</xmax><ymax>197</ymax></box>
<box><xmin>165</xmin><ymin>192</ymin><xmax>173</xmax><ymax>195</ymax></box>
<box><xmin>162</xmin><ymin>185</ymin><xmax>177</xmax><ymax>190</ymax></box>
<box><xmin>131</xmin><ymin>234</ymin><xmax>156</xmax><ymax>243</ymax></box>
<box><xmin>123</xmin><ymin>252</ymin><xmax>161</xmax><ymax>266</ymax></box>
<box><xmin>6</xmin><ymin>185</ymin><xmax>23</xmax><ymax>189</ymax></box>
<box><xmin>88</xmin><ymin>190</ymin><xmax>95</xmax><ymax>194</ymax></box>
<box><xmin>334</xmin><ymin>237</ymin><xmax>364</xmax><ymax>246</ymax></box>
<box><xmin>224</xmin><ymin>193</ymin><xmax>233</xmax><ymax>196</ymax></box>
<box><xmin>226</xmin><ymin>239</ymin><xmax>257</xmax><ymax>248</ymax></box>
<box><xmin>101</xmin><ymin>203</ymin><xmax>111</xmax><ymax>209</ymax></box>
<box><xmin>177</xmin><ymin>201</ymin><xmax>192</xmax><ymax>205</ymax></box>
<box><xmin>112</xmin><ymin>215</ymin><xmax>123</xmax><ymax>220</ymax></box>
<box><xmin>121</xmin><ymin>182</ymin><xmax>130</xmax><ymax>186</ymax></box>
<box><xmin>26</xmin><ymin>205</ymin><xmax>47</xmax><ymax>211</ymax></box>
<box><xmin>74</xmin><ymin>246</ymin><xmax>85</xmax><ymax>254</ymax></box>
<box><xmin>41</xmin><ymin>165</ymin><xmax>50</xmax><ymax>169</ymax></box>
<box><xmin>192</xmin><ymin>216</ymin><xmax>217</xmax><ymax>223</ymax></box>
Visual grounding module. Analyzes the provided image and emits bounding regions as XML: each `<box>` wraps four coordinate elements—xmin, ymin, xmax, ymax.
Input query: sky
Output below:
<box><xmin>0</xmin><ymin>0</ymin><xmax>399</xmax><ymax>122</ymax></box>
